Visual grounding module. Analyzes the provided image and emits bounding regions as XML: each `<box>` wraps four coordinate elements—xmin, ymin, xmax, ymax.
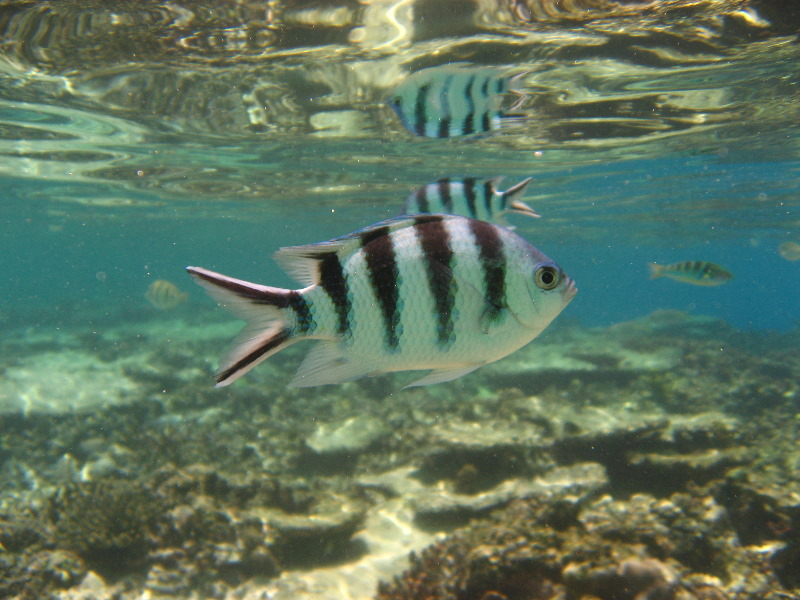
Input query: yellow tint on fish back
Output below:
<box><xmin>146</xmin><ymin>279</ymin><xmax>188</xmax><ymax>310</ymax></box>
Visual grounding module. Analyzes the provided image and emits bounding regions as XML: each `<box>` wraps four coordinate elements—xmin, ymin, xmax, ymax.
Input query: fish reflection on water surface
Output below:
<box><xmin>387</xmin><ymin>64</ymin><xmax>527</xmax><ymax>139</ymax></box>
<box><xmin>188</xmin><ymin>214</ymin><xmax>576</xmax><ymax>389</ymax></box>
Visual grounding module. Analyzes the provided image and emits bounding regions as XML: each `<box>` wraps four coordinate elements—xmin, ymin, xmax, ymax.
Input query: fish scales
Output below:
<box><xmin>470</xmin><ymin>218</ymin><xmax>507</xmax><ymax>326</ymax></box>
<box><xmin>361</xmin><ymin>226</ymin><xmax>403</xmax><ymax>350</ymax></box>
<box><xmin>319</xmin><ymin>252</ymin><xmax>354</xmax><ymax>338</ymax></box>
<box><xmin>415</xmin><ymin>217</ymin><xmax>457</xmax><ymax>348</ymax></box>
<box><xmin>188</xmin><ymin>214</ymin><xmax>575</xmax><ymax>388</ymax></box>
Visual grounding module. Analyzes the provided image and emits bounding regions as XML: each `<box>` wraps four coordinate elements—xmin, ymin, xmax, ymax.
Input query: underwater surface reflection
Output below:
<box><xmin>0</xmin><ymin>1</ymin><xmax>799</xmax><ymax>599</ymax></box>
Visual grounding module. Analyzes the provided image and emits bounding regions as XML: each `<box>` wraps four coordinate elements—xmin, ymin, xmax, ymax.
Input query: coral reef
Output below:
<box><xmin>0</xmin><ymin>310</ymin><xmax>798</xmax><ymax>599</ymax></box>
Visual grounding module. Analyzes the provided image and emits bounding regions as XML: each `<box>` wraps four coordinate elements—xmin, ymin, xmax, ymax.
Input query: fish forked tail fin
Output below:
<box><xmin>186</xmin><ymin>266</ymin><xmax>299</xmax><ymax>387</ymax></box>
<box><xmin>501</xmin><ymin>177</ymin><xmax>539</xmax><ymax>219</ymax></box>
<box><xmin>648</xmin><ymin>263</ymin><xmax>664</xmax><ymax>280</ymax></box>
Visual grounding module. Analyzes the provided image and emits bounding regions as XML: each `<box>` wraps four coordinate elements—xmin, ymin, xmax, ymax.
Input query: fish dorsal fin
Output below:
<box><xmin>273</xmin><ymin>216</ymin><xmax>445</xmax><ymax>286</ymax></box>
<box><xmin>402</xmin><ymin>364</ymin><xmax>482</xmax><ymax>389</ymax></box>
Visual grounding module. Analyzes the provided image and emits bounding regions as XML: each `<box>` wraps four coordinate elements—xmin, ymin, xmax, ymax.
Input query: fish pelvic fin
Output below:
<box><xmin>647</xmin><ymin>263</ymin><xmax>664</xmax><ymax>279</ymax></box>
<box><xmin>501</xmin><ymin>177</ymin><xmax>539</xmax><ymax>219</ymax></box>
<box><xmin>186</xmin><ymin>266</ymin><xmax>301</xmax><ymax>387</ymax></box>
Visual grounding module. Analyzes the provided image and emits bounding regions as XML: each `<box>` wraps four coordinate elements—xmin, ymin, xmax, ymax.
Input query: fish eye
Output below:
<box><xmin>534</xmin><ymin>265</ymin><xmax>560</xmax><ymax>290</ymax></box>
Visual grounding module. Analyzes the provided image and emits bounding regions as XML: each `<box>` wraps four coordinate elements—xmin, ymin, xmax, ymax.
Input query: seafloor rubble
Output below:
<box><xmin>0</xmin><ymin>307</ymin><xmax>798</xmax><ymax>600</ymax></box>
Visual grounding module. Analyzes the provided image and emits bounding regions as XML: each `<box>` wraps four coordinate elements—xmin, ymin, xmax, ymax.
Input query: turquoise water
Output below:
<box><xmin>1</xmin><ymin>2</ymin><xmax>800</xmax><ymax>599</ymax></box>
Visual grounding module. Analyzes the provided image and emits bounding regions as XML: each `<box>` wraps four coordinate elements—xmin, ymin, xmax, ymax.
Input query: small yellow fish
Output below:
<box><xmin>778</xmin><ymin>241</ymin><xmax>800</xmax><ymax>261</ymax></box>
<box><xmin>648</xmin><ymin>261</ymin><xmax>732</xmax><ymax>286</ymax></box>
<box><xmin>145</xmin><ymin>280</ymin><xmax>188</xmax><ymax>310</ymax></box>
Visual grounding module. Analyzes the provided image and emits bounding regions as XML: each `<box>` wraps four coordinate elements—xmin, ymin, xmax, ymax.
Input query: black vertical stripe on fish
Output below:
<box><xmin>438</xmin><ymin>75</ymin><xmax>453</xmax><ymax>138</ymax></box>
<box><xmin>319</xmin><ymin>252</ymin><xmax>351</xmax><ymax>338</ymax></box>
<box><xmin>438</xmin><ymin>117</ymin><xmax>450</xmax><ymax>138</ymax></box>
<box><xmin>414</xmin><ymin>83</ymin><xmax>431</xmax><ymax>137</ymax></box>
<box><xmin>287</xmin><ymin>291</ymin><xmax>314</xmax><ymax>335</ymax></box>
<box><xmin>216</xmin><ymin>328</ymin><xmax>292</xmax><ymax>385</ymax></box>
<box><xmin>415</xmin><ymin>215</ymin><xmax>456</xmax><ymax>347</ymax></box>
<box><xmin>361</xmin><ymin>227</ymin><xmax>402</xmax><ymax>350</ymax></box>
<box><xmin>480</xmin><ymin>77</ymin><xmax>489</xmax><ymax>97</ymax></box>
<box><xmin>464</xmin><ymin>178</ymin><xmax>478</xmax><ymax>218</ymax></box>
<box><xmin>463</xmin><ymin>74</ymin><xmax>476</xmax><ymax>136</ymax></box>
<box><xmin>482</xmin><ymin>180</ymin><xmax>494</xmax><ymax>214</ymax></box>
<box><xmin>481</xmin><ymin>110</ymin><xmax>491</xmax><ymax>133</ymax></box>
<box><xmin>438</xmin><ymin>178</ymin><xmax>453</xmax><ymax>213</ymax></box>
<box><xmin>413</xmin><ymin>184</ymin><xmax>429</xmax><ymax>213</ymax></box>
<box><xmin>470</xmin><ymin>219</ymin><xmax>507</xmax><ymax>325</ymax></box>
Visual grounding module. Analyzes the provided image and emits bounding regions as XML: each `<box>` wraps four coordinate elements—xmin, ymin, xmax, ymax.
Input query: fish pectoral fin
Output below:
<box><xmin>480</xmin><ymin>304</ymin><xmax>507</xmax><ymax>333</ymax></box>
<box><xmin>402</xmin><ymin>364</ymin><xmax>482</xmax><ymax>389</ymax></box>
<box><xmin>425</xmin><ymin>259</ymin><xmax>508</xmax><ymax>334</ymax></box>
<box><xmin>288</xmin><ymin>341</ymin><xmax>375</xmax><ymax>388</ymax></box>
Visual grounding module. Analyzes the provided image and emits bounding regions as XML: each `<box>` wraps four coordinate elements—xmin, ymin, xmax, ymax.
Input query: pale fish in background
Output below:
<box><xmin>778</xmin><ymin>241</ymin><xmax>800</xmax><ymax>261</ymax></box>
<box><xmin>404</xmin><ymin>176</ymin><xmax>539</xmax><ymax>228</ymax></box>
<box><xmin>187</xmin><ymin>214</ymin><xmax>576</xmax><ymax>389</ymax></box>
<box><xmin>648</xmin><ymin>261</ymin><xmax>733</xmax><ymax>286</ymax></box>
<box><xmin>145</xmin><ymin>279</ymin><xmax>188</xmax><ymax>310</ymax></box>
<box><xmin>386</xmin><ymin>64</ymin><xmax>527</xmax><ymax>138</ymax></box>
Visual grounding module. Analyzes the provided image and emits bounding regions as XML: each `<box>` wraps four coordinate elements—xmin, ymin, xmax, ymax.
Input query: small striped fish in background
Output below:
<box><xmin>405</xmin><ymin>176</ymin><xmax>539</xmax><ymax>227</ymax></box>
<box><xmin>648</xmin><ymin>261</ymin><xmax>733</xmax><ymax>286</ymax></box>
<box><xmin>145</xmin><ymin>279</ymin><xmax>188</xmax><ymax>310</ymax></box>
<box><xmin>187</xmin><ymin>214</ymin><xmax>576</xmax><ymax>389</ymax></box>
<box><xmin>386</xmin><ymin>64</ymin><xmax>527</xmax><ymax>138</ymax></box>
<box><xmin>778</xmin><ymin>241</ymin><xmax>800</xmax><ymax>261</ymax></box>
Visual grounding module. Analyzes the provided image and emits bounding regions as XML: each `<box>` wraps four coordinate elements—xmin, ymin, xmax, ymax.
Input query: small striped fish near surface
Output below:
<box><xmin>405</xmin><ymin>176</ymin><xmax>538</xmax><ymax>227</ymax></box>
<box><xmin>387</xmin><ymin>64</ymin><xmax>527</xmax><ymax>138</ymax></box>
<box><xmin>188</xmin><ymin>214</ymin><xmax>576</xmax><ymax>389</ymax></box>
<box><xmin>648</xmin><ymin>261</ymin><xmax>733</xmax><ymax>286</ymax></box>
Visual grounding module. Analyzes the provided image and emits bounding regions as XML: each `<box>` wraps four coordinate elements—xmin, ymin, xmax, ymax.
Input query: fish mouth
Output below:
<box><xmin>562</xmin><ymin>278</ymin><xmax>578</xmax><ymax>301</ymax></box>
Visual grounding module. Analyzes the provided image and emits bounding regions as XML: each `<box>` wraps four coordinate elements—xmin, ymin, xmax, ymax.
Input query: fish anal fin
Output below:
<box><xmin>402</xmin><ymin>364</ymin><xmax>482</xmax><ymax>389</ymax></box>
<box><xmin>289</xmin><ymin>341</ymin><xmax>375</xmax><ymax>388</ymax></box>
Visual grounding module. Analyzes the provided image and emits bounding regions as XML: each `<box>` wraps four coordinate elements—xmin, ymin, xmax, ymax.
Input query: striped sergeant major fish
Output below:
<box><xmin>387</xmin><ymin>64</ymin><xmax>526</xmax><ymax>138</ymax></box>
<box><xmin>648</xmin><ymin>261</ymin><xmax>733</xmax><ymax>286</ymax></box>
<box><xmin>187</xmin><ymin>214</ymin><xmax>576</xmax><ymax>389</ymax></box>
<box><xmin>405</xmin><ymin>176</ymin><xmax>539</xmax><ymax>228</ymax></box>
